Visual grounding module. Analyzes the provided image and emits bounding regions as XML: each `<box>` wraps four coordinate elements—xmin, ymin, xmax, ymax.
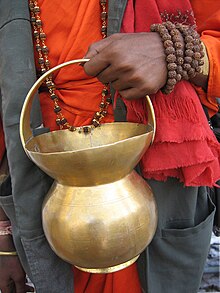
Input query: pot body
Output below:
<box><xmin>42</xmin><ymin>170</ymin><xmax>157</xmax><ymax>273</ymax></box>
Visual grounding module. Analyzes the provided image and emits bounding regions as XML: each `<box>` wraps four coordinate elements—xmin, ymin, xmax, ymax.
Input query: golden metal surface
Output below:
<box><xmin>25</xmin><ymin>122</ymin><xmax>153</xmax><ymax>186</ymax></box>
<box><xmin>0</xmin><ymin>251</ymin><xmax>18</xmax><ymax>256</ymax></box>
<box><xmin>20</xmin><ymin>59</ymin><xmax>158</xmax><ymax>273</ymax></box>
<box><xmin>43</xmin><ymin>171</ymin><xmax>157</xmax><ymax>271</ymax></box>
<box><xmin>201</xmin><ymin>42</ymin><xmax>210</xmax><ymax>77</ymax></box>
<box><xmin>75</xmin><ymin>255</ymin><xmax>140</xmax><ymax>273</ymax></box>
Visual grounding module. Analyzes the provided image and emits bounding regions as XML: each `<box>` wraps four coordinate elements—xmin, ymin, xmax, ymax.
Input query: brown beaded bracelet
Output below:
<box><xmin>151</xmin><ymin>23</ymin><xmax>180</xmax><ymax>94</ymax></box>
<box><xmin>164</xmin><ymin>22</ymin><xmax>184</xmax><ymax>90</ymax></box>
<box><xmin>176</xmin><ymin>23</ymin><xmax>204</xmax><ymax>80</ymax></box>
<box><xmin>151</xmin><ymin>21</ymin><xmax>205</xmax><ymax>94</ymax></box>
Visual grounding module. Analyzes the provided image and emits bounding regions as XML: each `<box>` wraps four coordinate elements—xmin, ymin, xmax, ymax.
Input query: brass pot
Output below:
<box><xmin>20</xmin><ymin>59</ymin><xmax>158</xmax><ymax>273</ymax></box>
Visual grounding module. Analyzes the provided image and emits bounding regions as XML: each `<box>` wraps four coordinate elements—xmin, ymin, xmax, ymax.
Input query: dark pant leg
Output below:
<box><xmin>137</xmin><ymin>178</ymin><xmax>215</xmax><ymax>293</ymax></box>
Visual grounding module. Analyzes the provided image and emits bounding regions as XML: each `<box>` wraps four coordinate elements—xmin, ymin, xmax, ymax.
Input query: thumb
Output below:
<box><xmin>15</xmin><ymin>279</ymin><xmax>26</xmax><ymax>293</ymax></box>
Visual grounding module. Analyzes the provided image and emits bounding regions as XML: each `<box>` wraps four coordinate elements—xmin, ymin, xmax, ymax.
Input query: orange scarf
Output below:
<box><xmin>37</xmin><ymin>0</ymin><xmax>114</xmax><ymax>131</ymax></box>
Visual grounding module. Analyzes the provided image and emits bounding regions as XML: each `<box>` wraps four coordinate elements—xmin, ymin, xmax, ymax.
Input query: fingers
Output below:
<box><xmin>0</xmin><ymin>277</ymin><xmax>33</xmax><ymax>293</ymax></box>
<box><xmin>0</xmin><ymin>286</ymin><xmax>12</xmax><ymax>293</ymax></box>
<box><xmin>84</xmin><ymin>32</ymin><xmax>167</xmax><ymax>98</ymax></box>
<box><xmin>0</xmin><ymin>280</ymin><xmax>15</xmax><ymax>293</ymax></box>
<box><xmin>97</xmin><ymin>65</ymin><xmax>117</xmax><ymax>84</ymax></box>
<box><xmin>118</xmin><ymin>80</ymin><xmax>159</xmax><ymax>99</ymax></box>
<box><xmin>118</xmin><ymin>87</ymin><xmax>145</xmax><ymax>100</ymax></box>
<box><xmin>0</xmin><ymin>285</ymin><xmax>12</xmax><ymax>293</ymax></box>
<box><xmin>84</xmin><ymin>34</ymin><xmax>117</xmax><ymax>59</ymax></box>
<box><xmin>14</xmin><ymin>279</ymin><xmax>26</xmax><ymax>293</ymax></box>
<box><xmin>15</xmin><ymin>280</ymin><xmax>34</xmax><ymax>293</ymax></box>
<box><xmin>84</xmin><ymin>34</ymin><xmax>122</xmax><ymax>76</ymax></box>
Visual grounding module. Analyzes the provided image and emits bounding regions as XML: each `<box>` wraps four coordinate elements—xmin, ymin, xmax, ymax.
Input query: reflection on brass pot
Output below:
<box><xmin>20</xmin><ymin>59</ymin><xmax>158</xmax><ymax>273</ymax></box>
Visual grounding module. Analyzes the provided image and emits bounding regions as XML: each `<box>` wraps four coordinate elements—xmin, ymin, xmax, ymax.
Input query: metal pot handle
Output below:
<box><xmin>20</xmin><ymin>59</ymin><xmax>156</xmax><ymax>152</ymax></box>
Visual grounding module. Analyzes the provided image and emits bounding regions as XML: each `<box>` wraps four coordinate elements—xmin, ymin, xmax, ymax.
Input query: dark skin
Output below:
<box><xmin>0</xmin><ymin>207</ymin><xmax>34</xmax><ymax>293</ymax></box>
<box><xmin>0</xmin><ymin>31</ymin><xmax>208</xmax><ymax>293</ymax></box>
<box><xmin>84</xmin><ymin>32</ymin><xmax>208</xmax><ymax>96</ymax></box>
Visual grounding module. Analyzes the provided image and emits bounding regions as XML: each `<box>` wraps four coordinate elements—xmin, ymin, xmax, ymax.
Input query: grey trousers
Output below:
<box><xmin>137</xmin><ymin>178</ymin><xmax>215</xmax><ymax>293</ymax></box>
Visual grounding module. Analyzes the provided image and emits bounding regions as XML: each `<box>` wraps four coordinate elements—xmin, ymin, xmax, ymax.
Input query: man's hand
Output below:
<box><xmin>0</xmin><ymin>234</ymin><xmax>34</xmax><ymax>293</ymax></box>
<box><xmin>84</xmin><ymin>32</ymin><xmax>167</xmax><ymax>99</ymax></box>
<box><xmin>0</xmin><ymin>196</ymin><xmax>34</xmax><ymax>293</ymax></box>
<box><xmin>0</xmin><ymin>254</ymin><xmax>34</xmax><ymax>293</ymax></box>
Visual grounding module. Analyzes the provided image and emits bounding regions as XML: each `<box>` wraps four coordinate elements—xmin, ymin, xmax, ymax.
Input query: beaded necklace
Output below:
<box><xmin>29</xmin><ymin>0</ymin><xmax>111</xmax><ymax>132</ymax></box>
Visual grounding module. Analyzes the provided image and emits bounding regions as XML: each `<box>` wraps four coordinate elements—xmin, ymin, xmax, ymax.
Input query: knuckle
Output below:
<box><xmin>97</xmin><ymin>75</ymin><xmax>107</xmax><ymax>84</ymax></box>
<box><xmin>110</xmin><ymin>45</ymin><xmax>120</xmax><ymax>58</ymax></box>
<box><xmin>87</xmin><ymin>43</ymin><xmax>97</xmax><ymax>52</ymax></box>
<box><xmin>130</xmin><ymin>73</ymin><xmax>142</xmax><ymax>84</ymax></box>
<box><xmin>113</xmin><ymin>61</ymin><xmax>133</xmax><ymax>75</ymax></box>
<box><xmin>127</xmin><ymin>71</ymin><xmax>144</xmax><ymax>87</ymax></box>
<box><xmin>110</xmin><ymin>33</ymin><xmax>121</xmax><ymax>40</ymax></box>
<box><xmin>122</xmin><ymin>63</ymin><xmax>134</xmax><ymax>73</ymax></box>
<box><xmin>108</xmin><ymin>42</ymin><xmax>124</xmax><ymax>60</ymax></box>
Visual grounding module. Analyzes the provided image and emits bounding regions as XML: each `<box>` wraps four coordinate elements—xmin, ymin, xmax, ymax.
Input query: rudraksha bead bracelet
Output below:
<box><xmin>150</xmin><ymin>21</ymin><xmax>205</xmax><ymax>94</ymax></box>
<box><xmin>151</xmin><ymin>23</ymin><xmax>182</xmax><ymax>94</ymax></box>
<box><xmin>176</xmin><ymin>23</ymin><xmax>204</xmax><ymax>79</ymax></box>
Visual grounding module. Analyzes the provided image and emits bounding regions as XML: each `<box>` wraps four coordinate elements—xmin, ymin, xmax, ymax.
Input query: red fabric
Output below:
<box><xmin>73</xmin><ymin>264</ymin><xmax>141</xmax><ymax>293</ymax></box>
<box><xmin>120</xmin><ymin>0</ymin><xmax>220</xmax><ymax>187</ymax></box>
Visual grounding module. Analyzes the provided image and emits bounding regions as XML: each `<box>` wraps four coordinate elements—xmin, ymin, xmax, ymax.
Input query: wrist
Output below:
<box><xmin>0</xmin><ymin>234</ymin><xmax>16</xmax><ymax>251</ymax></box>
